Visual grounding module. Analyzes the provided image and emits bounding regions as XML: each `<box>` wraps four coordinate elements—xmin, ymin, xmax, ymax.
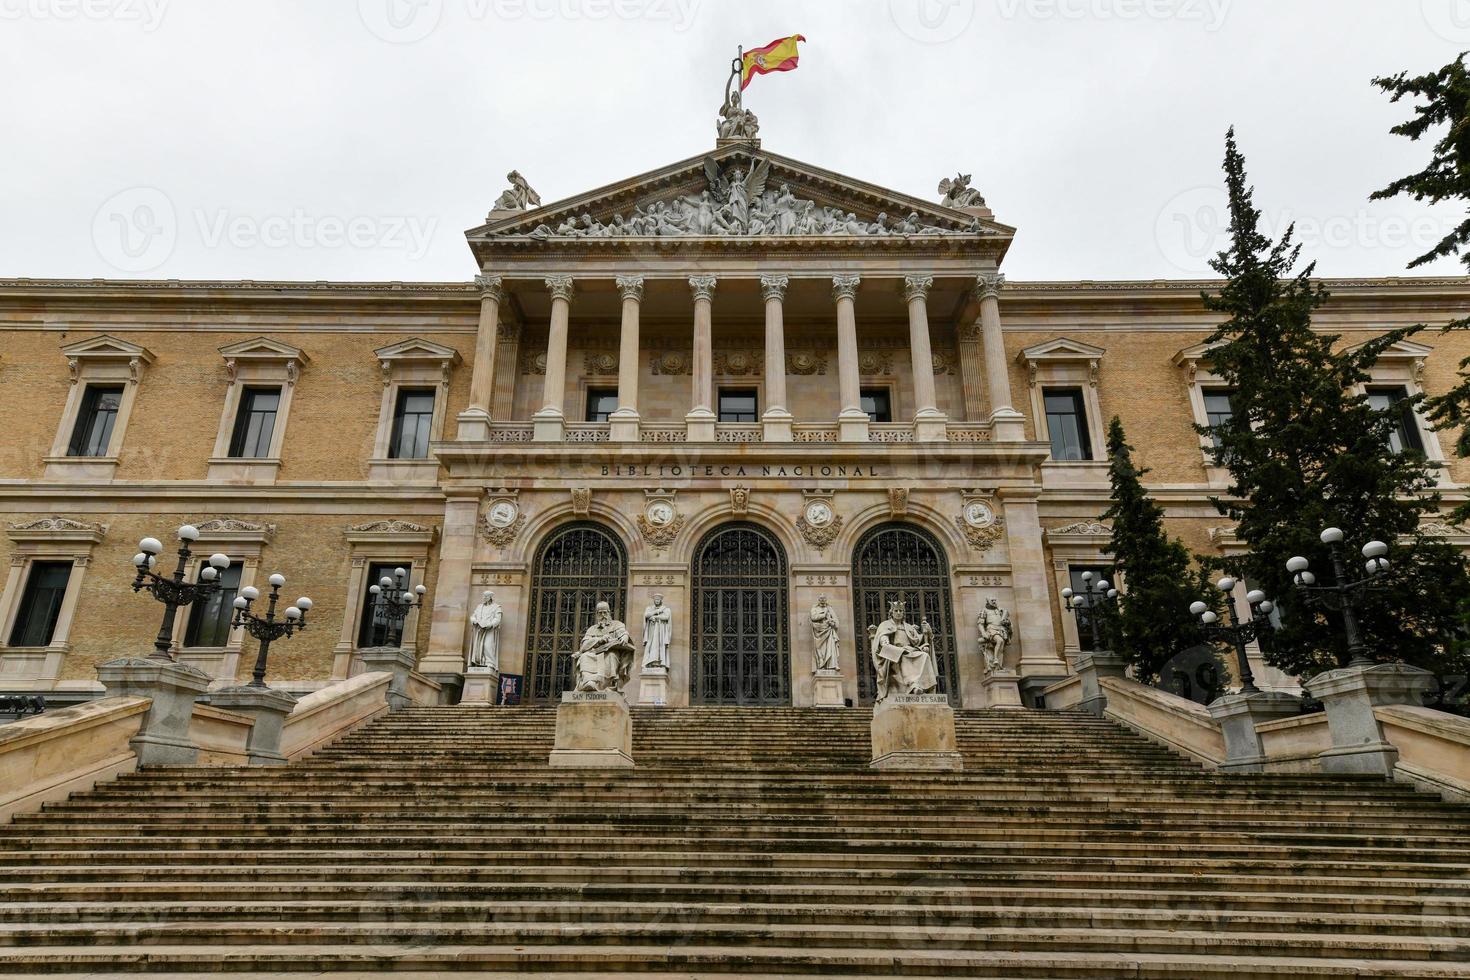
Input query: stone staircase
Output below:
<box><xmin>1</xmin><ymin>705</ymin><xmax>1468</xmax><ymax>976</ymax></box>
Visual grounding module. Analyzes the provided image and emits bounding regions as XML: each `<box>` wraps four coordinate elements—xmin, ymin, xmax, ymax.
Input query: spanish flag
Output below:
<box><xmin>741</xmin><ymin>35</ymin><xmax>806</xmax><ymax>90</ymax></box>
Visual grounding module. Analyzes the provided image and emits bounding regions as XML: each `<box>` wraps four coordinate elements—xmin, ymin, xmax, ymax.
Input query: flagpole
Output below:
<box><xmin>725</xmin><ymin>46</ymin><xmax>742</xmax><ymax>104</ymax></box>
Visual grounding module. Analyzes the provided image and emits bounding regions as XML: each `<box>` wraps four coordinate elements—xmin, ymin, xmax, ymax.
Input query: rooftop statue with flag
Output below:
<box><xmin>740</xmin><ymin>34</ymin><xmax>805</xmax><ymax>90</ymax></box>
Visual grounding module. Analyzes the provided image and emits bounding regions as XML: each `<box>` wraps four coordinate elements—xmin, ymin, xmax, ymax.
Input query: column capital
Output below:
<box><xmin>974</xmin><ymin>272</ymin><xmax>1006</xmax><ymax>302</ymax></box>
<box><xmin>544</xmin><ymin>275</ymin><xmax>575</xmax><ymax>303</ymax></box>
<box><xmin>689</xmin><ymin>275</ymin><xmax>718</xmax><ymax>302</ymax></box>
<box><xmin>902</xmin><ymin>275</ymin><xmax>934</xmax><ymax>303</ymax></box>
<box><xmin>760</xmin><ymin>274</ymin><xmax>790</xmax><ymax>301</ymax></box>
<box><xmin>831</xmin><ymin>275</ymin><xmax>861</xmax><ymax>302</ymax></box>
<box><xmin>615</xmin><ymin>275</ymin><xmax>645</xmax><ymax>302</ymax></box>
<box><xmin>474</xmin><ymin>274</ymin><xmax>505</xmax><ymax>302</ymax></box>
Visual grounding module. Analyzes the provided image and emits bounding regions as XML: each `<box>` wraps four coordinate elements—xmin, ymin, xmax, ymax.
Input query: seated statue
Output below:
<box><xmin>869</xmin><ymin>600</ymin><xmax>939</xmax><ymax>703</ymax></box>
<box><xmin>570</xmin><ymin>601</ymin><xmax>634</xmax><ymax>694</ymax></box>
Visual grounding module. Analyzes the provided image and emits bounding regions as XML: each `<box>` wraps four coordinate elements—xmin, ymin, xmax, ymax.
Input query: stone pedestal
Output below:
<box><xmin>550</xmin><ymin>690</ymin><xmax>635</xmax><ymax>769</ymax></box>
<box><xmin>685</xmin><ymin>408</ymin><xmax>716</xmax><ymax>443</ymax></box>
<box><xmin>837</xmin><ymin>408</ymin><xmax>870</xmax><ymax>443</ymax></box>
<box><xmin>761</xmin><ymin>408</ymin><xmax>793</xmax><ymax>443</ymax></box>
<box><xmin>913</xmin><ymin>410</ymin><xmax>949</xmax><ymax>443</ymax></box>
<box><xmin>358</xmin><ymin>647</ymin><xmax>418</xmax><ymax>711</ymax></box>
<box><xmin>1305</xmin><ymin>663</ymin><xmax>1436</xmax><ymax>777</ymax></box>
<box><xmin>638</xmin><ymin>667</ymin><xmax>670</xmax><ymax>706</ymax></box>
<box><xmin>1075</xmin><ymin>651</ymin><xmax>1128</xmax><ymax>717</ymax></box>
<box><xmin>608</xmin><ymin>408</ymin><xmax>640</xmax><ymax>443</ymax></box>
<box><xmin>209</xmin><ymin>685</ymin><xmax>298</xmax><ymax>766</ymax></box>
<box><xmin>870</xmin><ymin>695</ymin><xmax>963</xmax><ymax>771</ymax></box>
<box><xmin>990</xmin><ymin>407</ymin><xmax>1027</xmax><ymax>443</ymax></box>
<box><xmin>532</xmin><ymin>408</ymin><xmax>565</xmax><ymax>443</ymax></box>
<box><xmin>96</xmin><ymin>657</ymin><xmax>211</xmax><ymax>767</ymax></box>
<box><xmin>460</xmin><ymin>668</ymin><xmax>500</xmax><ymax>706</ymax></box>
<box><xmin>980</xmin><ymin>669</ymin><xmax>1025</xmax><ymax>709</ymax></box>
<box><xmin>813</xmin><ymin>670</ymin><xmax>845</xmax><ymax>708</ymax></box>
<box><xmin>1207</xmin><ymin>691</ymin><xmax>1302</xmax><ymax>773</ymax></box>
<box><xmin>454</xmin><ymin>409</ymin><xmax>492</xmax><ymax>441</ymax></box>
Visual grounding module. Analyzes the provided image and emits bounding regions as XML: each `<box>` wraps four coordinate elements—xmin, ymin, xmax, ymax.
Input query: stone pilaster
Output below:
<box><xmin>760</xmin><ymin>274</ymin><xmax>793</xmax><ymax>442</ymax></box>
<box><xmin>610</xmin><ymin>275</ymin><xmax>644</xmax><ymax>443</ymax></box>
<box><xmin>999</xmin><ymin>487</ymin><xmax>1066</xmax><ymax>682</ymax></box>
<box><xmin>420</xmin><ymin>488</ymin><xmax>481</xmax><ymax>693</ymax></box>
<box><xmin>457</xmin><ymin>274</ymin><xmax>503</xmax><ymax>440</ymax></box>
<box><xmin>976</xmin><ymin>273</ymin><xmax>1025</xmax><ymax>442</ymax></box>
<box><xmin>903</xmin><ymin>275</ymin><xmax>947</xmax><ymax>441</ymax></box>
<box><xmin>533</xmin><ymin>275</ymin><xmax>574</xmax><ymax>442</ymax></box>
<box><xmin>687</xmin><ymin>275</ymin><xmax>718</xmax><ymax>442</ymax></box>
<box><xmin>832</xmin><ymin>275</ymin><xmax>868</xmax><ymax>442</ymax></box>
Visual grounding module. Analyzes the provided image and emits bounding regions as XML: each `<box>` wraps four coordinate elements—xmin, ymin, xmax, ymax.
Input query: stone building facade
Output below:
<box><xmin>2</xmin><ymin>142</ymin><xmax>1468</xmax><ymax>707</ymax></box>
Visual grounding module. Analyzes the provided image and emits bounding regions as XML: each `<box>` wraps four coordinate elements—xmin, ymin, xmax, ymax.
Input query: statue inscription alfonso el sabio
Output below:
<box><xmin>569</xmin><ymin>601</ymin><xmax>635</xmax><ymax>695</ymax></box>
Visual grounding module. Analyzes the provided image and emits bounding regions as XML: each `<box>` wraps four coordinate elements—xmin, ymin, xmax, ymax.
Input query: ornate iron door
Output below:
<box><xmin>852</xmin><ymin>523</ymin><xmax>960</xmax><ymax>706</ymax></box>
<box><xmin>523</xmin><ymin>522</ymin><xmax>628</xmax><ymax>703</ymax></box>
<box><xmin>690</xmin><ymin>523</ymin><xmax>791</xmax><ymax>705</ymax></box>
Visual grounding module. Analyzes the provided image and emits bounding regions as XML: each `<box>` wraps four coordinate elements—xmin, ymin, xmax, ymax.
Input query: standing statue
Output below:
<box><xmin>642</xmin><ymin>594</ymin><xmax>673</xmax><ymax>669</ymax></box>
<box><xmin>492</xmin><ymin>170</ymin><xmax>541</xmax><ymax>212</ymax></box>
<box><xmin>467</xmin><ymin>591</ymin><xmax>502</xmax><ymax>672</ymax></box>
<box><xmin>869</xmin><ymin>600</ymin><xmax>939</xmax><ymax>702</ymax></box>
<box><xmin>810</xmin><ymin>595</ymin><xmax>841</xmax><ymax>673</ymax></box>
<box><xmin>977</xmin><ymin>597</ymin><xmax>1012</xmax><ymax>675</ymax></box>
<box><xmin>570</xmin><ymin>601</ymin><xmax>635</xmax><ymax>694</ymax></box>
<box><xmin>937</xmin><ymin>173</ymin><xmax>986</xmax><ymax>209</ymax></box>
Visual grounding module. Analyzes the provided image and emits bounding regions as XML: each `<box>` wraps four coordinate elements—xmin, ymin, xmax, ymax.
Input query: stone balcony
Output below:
<box><xmin>472</xmin><ymin>421</ymin><xmax>994</xmax><ymax>445</ymax></box>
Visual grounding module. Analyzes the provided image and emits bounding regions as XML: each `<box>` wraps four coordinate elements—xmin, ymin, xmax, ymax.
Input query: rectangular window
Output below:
<box><xmin>358</xmin><ymin>561</ymin><xmax>411</xmax><ymax>649</ymax></box>
<box><xmin>8</xmin><ymin>561</ymin><xmax>72</xmax><ymax>648</ymax></box>
<box><xmin>183</xmin><ymin>563</ymin><xmax>243</xmax><ymax>648</ymax></box>
<box><xmin>585</xmin><ymin>388</ymin><xmax>618</xmax><ymax>423</ymax></box>
<box><xmin>718</xmin><ymin>388</ymin><xmax>758</xmax><ymax>423</ymax></box>
<box><xmin>1367</xmin><ymin>386</ymin><xmax>1425</xmax><ymax>454</ymax></box>
<box><xmin>228</xmin><ymin>386</ymin><xmax>281</xmax><ymax>459</ymax></box>
<box><xmin>388</xmin><ymin>388</ymin><xmax>435</xmax><ymax>460</ymax></box>
<box><xmin>1044</xmin><ymin>388</ymin><xmax>1092</xmax><ymax>461</ymax></box>
<box><xmin>1202</xmin><ymin>387</ymin><xmax>1236</xmax><ymax>450</ymax></box>
<box><xmin>66</xmin><ymin>384</ymin><xmax>124</xmax><ymax>458</ymax></box>
<box><xmin>860</xmin><ymin>387</ymin><xmax>893</xmax><ymax>423</ymax></box>
<box><xmin>1068</xmin><ymin>564</ymin><xmax>1113</xmax><ymax>653</ymax></box>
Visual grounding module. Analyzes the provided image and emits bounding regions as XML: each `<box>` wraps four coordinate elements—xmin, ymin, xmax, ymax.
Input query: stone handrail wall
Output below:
<box><xmin>405</xmin><ymin>670</ymin><xmax>443</xmax><ymax>707</ymax></box>
<box><xmin>1375</xmin><ymin>704</ymin><xmax>1470</xmax><ymax>803</ymax></box>
<box><xmin>1040</xmin><ymin>674</ymin><xmax>1084</xmax><ymax>710</ymax></box>
<box><xmin>0</xmin><ymin>696</ymin><xmax>149</xmax><ymax>823</ymax></box>
<box><xmin>189</xmin><ymin>703</ymin><xmax>256</xmax><ymax>766</ymax></box>
<box><xmin>1098</xmin><ymin>676</ymin><xmax>1226</xmax><ymax>766</ymax></box>
<box><xmin>279</xmin><ymin>671</ymin><xmax>393</xmax><ymax>761</ymax></box>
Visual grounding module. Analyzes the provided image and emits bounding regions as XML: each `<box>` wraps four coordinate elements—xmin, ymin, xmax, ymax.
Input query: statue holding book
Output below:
<box><xmin>868</xmin><ymin>600</ymin><xmax>939</xmax><ymax>703</ymax></box>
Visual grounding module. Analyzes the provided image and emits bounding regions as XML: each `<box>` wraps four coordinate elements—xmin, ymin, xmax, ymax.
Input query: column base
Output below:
<box><xmin>454</xmin><ymin>409</ymin><xmax>492</xmax><ymax>441</ymax></box>
<box><xmin>813</xmin><ymin>670</ymin><xmax>845</xmax><ymax>708</ymax></box>
<box><xmin>358</xmin><ymin>647</ymin><xmax>418</xmax><ymax>711</ymax></box>
<box><xmin>532</xmin><ymin>408</ymin><xmax>565</xmax><ymax>443</ymax></box>
<box><xmin>638</xmin><ymin>667</ymin><xmax>670</xmax><ymax>706</ymax></box>
<box><xmin>913</xmin><ymin>409</ymin><xmax>949</xmax><ymax>443</ymax></box>
<box><xmin>870</xmin><ymin>695</ymin><xmax>963</xmax><ymax>771</ymax></box>
<box><xmin>685</xmin><ymin>408</ymin><xmax>716</xmax><ymax>443</ymax></box>
<box><xmin>551</xmin><ymin>690</ymin><xmax>635</xmax><ymax>769</ymax></box>
<box><xmin>608</xmin><ymin>408</ymin><xmax>640</xmax><ymax>443</ymax></box>
<box><xmin>989</xmin><ymin>407</ymin><xmax>1027</xmax><ymax>443</ymax></box>
<box><xmin>460</xmin><ymin>668</ymin><xmax>500</xmax><ymax>706</ymax></box>
<box><xmin>980</xmin><ymin>669</ymin><xmax>1025</xmax><ymax>709</ymax></box>
<box><xmin>838</xmin><ymin>408</ymin><xmax>871</xmax><ymax>443</ymax></box>
<box><xmin>209</xmin><ymin>685</ymin><xmax>298</xmax><ymax>766</ymax></box>
<box><xmin>1207</xmin><ymin>691</ymin><xmax>1301</xmax><ymax>774</ymax></box>
<box><xmin>96</xmin><ymin>657</ymin><xmax>212</xmax><ymax>768</ymax></box>
<box><xmin>761</xmin><ymin>408</ymin><xmax>793</xmax><ymax>443</ymax></box>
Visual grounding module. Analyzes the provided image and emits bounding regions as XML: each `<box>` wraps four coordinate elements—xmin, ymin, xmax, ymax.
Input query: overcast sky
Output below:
<box><xmin>2</xmin><ymin>0</ymin><xmax>1467</xmax><ymax>283</ymax></box>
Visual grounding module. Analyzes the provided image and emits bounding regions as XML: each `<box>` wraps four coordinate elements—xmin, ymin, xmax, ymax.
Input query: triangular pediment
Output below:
<box><xmin>374</xmin><ymin>338</ymin><xmax>461</xmax><ymax>364</ymax></box>
<box><xmin>61</xmin><ymin>334</ymin><xmax>154</xmax><ymax>362</ymax></box>
<box><xmin>217</xmin><ymin>337</ymin><xmax>309</xmax><ymax>362</ymax></box>
<box><xmin>1171</xmin><ymin>340</ymin><xmax>1224</xmax><ymax>367</ymax></box>
<box><xmin>467</xmin><ymin>145</ymin><xmax>1013</xmax><ymax>258</ymax></box>
<box><xmin>1345</xmin><ymin>337</ymin><xmax>1434</xmax><ymax>360</ymax></box>
<box><xmin>1018</xmin><ymin>338</ymin><xmax>1107</xmax><ymax>363</ymax></box>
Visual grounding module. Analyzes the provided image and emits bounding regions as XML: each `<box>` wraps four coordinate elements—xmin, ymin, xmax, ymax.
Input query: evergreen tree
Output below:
<box><xmin>1201</xmin><ymin>128</ymin><xmax>1470</xmax><ymax>680</ymax></box>
<box><xmin>1099</xmin><ymin>417</ymin><xmax>1211</xmax><ymax>683</ymax></box>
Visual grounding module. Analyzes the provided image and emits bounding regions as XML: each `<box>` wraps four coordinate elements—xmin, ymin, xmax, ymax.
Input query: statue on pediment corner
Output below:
<box><xmin>938</xmin><ymin>173</ymin><xmax>986</xmax><ymax>209</ymax></box>
<box><xmin>492</xmin><ymin>170</ymin><xmax>541</xmax><ymax>212</ymax></box>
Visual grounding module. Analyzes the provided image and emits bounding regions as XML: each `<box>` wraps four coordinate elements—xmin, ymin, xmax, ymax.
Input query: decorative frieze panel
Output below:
<box><xmin>796</xmin><ymin>492</ymin><xmax>842</xmax><ymax>550</ymax></box>
<box><xmin>713</xmin><ymin>351</ymin><xmax>763</xmax><ymax>376</ymax></box>
<box><xmin>650</xmin><ymin>351</ymin><xmax>694</xmax><ymax>376</ymax></box>
<box><xmin>787</xmin><ymin>351</ymin><xmax>827</xmax><ymax>376</ymax></box>
<box><xmin>582</xmin><ymin>351</ymin><xmax>619</xmax><ymax>376</ymax></box>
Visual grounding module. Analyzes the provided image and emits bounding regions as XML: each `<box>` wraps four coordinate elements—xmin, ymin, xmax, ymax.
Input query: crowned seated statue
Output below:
<box><xmin>869</xmin><ymin>600</ymin><xmax>940</xmax><ymax>703</ymax></box>
<box><xmin>570</xmin><ymin>601</ymin><xmax>635</xmax><ymax>694</ymax></box>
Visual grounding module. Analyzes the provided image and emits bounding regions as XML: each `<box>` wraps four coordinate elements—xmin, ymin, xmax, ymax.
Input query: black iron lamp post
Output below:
<box><xmin>1287</xmin><ymin>527</ymin><xmax>1390</xmax><ymax>669</ymax></box>
<box><xmin>231</xmin><ymin>573</ymin><xmax>312</xmax><ymax>688</ymax></box>
<box><xmin>1190</xmin><ymin>577</ymin><xmax>1278</xmax><ymax>695</ymax></box>
<box><xmin>1061</xmin><ymin>571</ymin><xmax>1118</xmax><ymax>653</ymax></box>
<box><xmin>131</xmin><ymin>525</ymin><xmax>232</xmax><ymax>663</ymax></box>
<box><xmin>366</xmin><ymin>566</ymin><xmax>427</xmax><ymax>648</ymax></box>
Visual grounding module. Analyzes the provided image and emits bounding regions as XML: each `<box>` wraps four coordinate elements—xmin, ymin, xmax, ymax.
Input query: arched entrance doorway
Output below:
<box><xmin>689</xmin><ymin>522</ymin><xmax>791</xmax><ymax>705</ymax></box>
<box><xmin>523</xmin><ymin>521</ymin><xmax>628</xmax><ymax>704</ymax></box>
<box><xmin>851</xmin><ymin>523</ymin><xmax>960</xmax><ymax>706</ymax></box>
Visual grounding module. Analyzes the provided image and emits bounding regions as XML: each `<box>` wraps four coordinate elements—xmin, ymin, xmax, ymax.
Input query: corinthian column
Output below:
<box><xmin>760</xmin><ymin>274</ymin><xmax>793</xmax><ymax>442</ymax></box>
<box><xmin>687</xmin><ymin>275</ymin><xmax>718</xmax><ymax>442</ymax></box>
<box><xmin>904</xmin><ymin>275</ymin><xmax>948</xmax><ymax>442</ymax></box>
<box><xmin>610</xmin><ymin>275</ymin><xmax>643</xmax><ymax>442</ymax></box>
<box><xmin>457</xmin><ymin>274</ymin><xmax>504</xmax><ymax>440</ymax></box>
<box><xmin>833</xmin><ymin>275</ymin><xmax>868</xmax><ymax>442</ymax></box>
<box><xmin>975</xmin><ymin>273</ymin><xmax>1025</xmax><ymax>442</ymax></box>
<box><xmin>533</xmin><ymin>275</ymin><xmax>573</xmax><ymax>442</ymax></box>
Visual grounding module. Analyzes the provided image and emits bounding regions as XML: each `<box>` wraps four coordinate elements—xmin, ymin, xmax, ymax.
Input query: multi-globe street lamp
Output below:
<box><xmin>131</xmin><ymin>525</ymin><xmax>231</xmax><ymax>663</ymax></box>
<box><xmin>231</xmin><ymin>574</ymin><xmax>312</xmax><ymax>688</ymax></box>
<box><xmin>1061</xmin><ymin>571</ymin><xmax>1118</xmax><ymax>653</ymax></box>
<box><xmin>1287</xmin><ymin>527</ymin><xmax>1390</xmax><ymax>669</ymax></box>
<box><xmin>1190</xmin><ymin>577</ymin><xmax>1278</xmax><ymax>695</ymax></box>
<box><xmin>365</xmin><ymin>566</ymin><xmax>426</xmax><ymax>648</ymax></box>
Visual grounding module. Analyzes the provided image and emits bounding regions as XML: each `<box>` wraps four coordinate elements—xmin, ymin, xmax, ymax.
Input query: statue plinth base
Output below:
<box><xmin>980</xmin><ymin>669</ymin><xmax>1025</xmax><ymax>710</ymax></box>
<box><xmin>870</xmin><ymin>695</ymin><xmax>963</xmax><ymax>771</ymax></box>
<box><xmin>460</xmin><ymin>668</ymin><xmax>500</xmax><ymax>707</ymax></box>
<box><xmin>813</xmin><ymin>670</ymin><xmax>845</xmax><ymax>708</ymax></box>
<box><xmin>550</xmin><ymin>690</ymin><xmax>634</xmax><ymax>769</ymax></box>
<box><xmin>638</xmin><ymin>667</ymin><xmax>669</xmax><ymax>706</ymax></box>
